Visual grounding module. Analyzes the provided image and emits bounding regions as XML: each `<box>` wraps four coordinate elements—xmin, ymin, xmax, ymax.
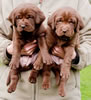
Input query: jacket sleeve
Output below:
<box><xmin>0</xmin><ymin>1</ymin><xmax>12</xmax><ymax>65</ymax></box>
<box><xmin>0</xmin><ymin>33</ymin><xmax>11</xmax><ymax>65</ymax></box>
<box><xmin>72</xmin><ymin>0</ymin><xmax>91</xmax><ymax>70</ymax></box>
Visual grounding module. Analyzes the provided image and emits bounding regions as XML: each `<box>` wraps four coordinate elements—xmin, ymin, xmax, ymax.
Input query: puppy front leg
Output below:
<box><xmin>33</xmin><ymin>51</ymin><xmax>43</xmax><ymax>70</ymax></box>
<box><xmin>38</xmin><ymin>36</ymin><xmax>53</xmax><ymax>65</ymax></box>
<box><xmin>60</xmin><ymin>46</ymin><xmax>74</xmax><ymax>80</ymax></box>
<box><xmin>9</xmin><ymin>27</ymin><xmax>21</xmax><ymax>69</ymax></box>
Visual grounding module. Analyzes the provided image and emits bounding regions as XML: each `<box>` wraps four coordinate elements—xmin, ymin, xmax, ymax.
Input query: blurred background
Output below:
<box><xmin>89</xmin><ymin>0</ymin><xmax>91</xmax><ymax>3</ymax></box>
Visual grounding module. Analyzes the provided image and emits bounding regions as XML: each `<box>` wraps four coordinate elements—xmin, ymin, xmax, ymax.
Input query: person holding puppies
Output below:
<box><xmin>0</xmin><ymin>0</ymin><xmax>91</xmax><ymax>100</ymax></box>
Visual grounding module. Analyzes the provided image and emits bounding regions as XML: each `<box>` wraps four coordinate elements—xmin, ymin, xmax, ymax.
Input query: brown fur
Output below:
<box><xmin>7</xmin><ymin>3</ymin><xmax>52</xmax><ymax>93</ymax></box>
<box><xmin>46</xmin><ymin>7</ymin><xmax>84</xmax><ymax>96</ymax></box>
<box><xmin>35</xmin><ymin>7</ymin><xmax>84</xmax><ymax>96</ymax></box>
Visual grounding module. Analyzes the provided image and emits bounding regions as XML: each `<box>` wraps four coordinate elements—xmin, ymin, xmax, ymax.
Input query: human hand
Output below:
<box><xmin>52</xmin><ymin>46</ymin><xmax>76</xmax><ymax>60</ymax></box>
<box><xmin>7</xmin><ymin>40</ymin><xmax>38</xmax><ymax>56</ymax></box>
<box><xmin>21</xmin><ymin>40</ymin><xmax>37</xmax><ymax>56</ymax></box>
<box><xmin>51</xmin><ymin>46</ymin><xmax>65</xmax><ymax>59</ymax></box>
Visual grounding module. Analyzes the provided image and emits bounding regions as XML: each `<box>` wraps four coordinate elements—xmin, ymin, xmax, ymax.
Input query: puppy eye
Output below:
<box><xmin>16</xmin><ymin>15</ymin><xmax>22</xmax><ymax>19</ymax></box>
<box><xmin>69</xmin><ymin>20</ymin><xmax>75</xmax><ymax>24</ymax></box>
<box><xmin>56</xmin><ymin>18</ymin><xmax>63</xmax><ymax>23</ymax></box>
<box><xmin>26</xmin><ymin>15</ymin><xmax>34</xmax><ymax>19</ymax></box>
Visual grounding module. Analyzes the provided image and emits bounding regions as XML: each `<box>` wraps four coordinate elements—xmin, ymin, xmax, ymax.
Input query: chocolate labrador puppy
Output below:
<box><xmin>46</xmin><ymin>7</ymin><xmax>84</xmax><ymax>96</ymax></box>
<box><xmin>35</xmin><ymin>7</ymin><xmax>84</xmax><ymax>96</ymax></box>
<box><xmin>7</xmin><ymin>3</ymin><xmax>52</xmax><ymax>93</ymax></box>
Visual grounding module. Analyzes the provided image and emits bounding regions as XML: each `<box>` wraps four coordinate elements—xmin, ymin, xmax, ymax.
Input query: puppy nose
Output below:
<box><xmin>63</xmin><ymin>30</ymin><xmax>67</xmax><ymax>33</ymax></box>
<box><xmin>21</xmin><ymin>25</ymin><xmax>26</xmax><ymax>28</ymax></box>
<box><xmin>62</xmin><ymin>28</ymin><xmax>68</xmax><ymax>34</ymax></box>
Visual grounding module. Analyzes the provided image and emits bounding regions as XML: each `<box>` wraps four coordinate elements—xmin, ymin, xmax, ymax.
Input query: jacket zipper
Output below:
<box><xmin>34</xmin><ymin>84</ymin><xmax>36</xmax><ymax>100</ymax></box>
<box><xmin>33</xmin><ymin>1</ymin><xmax>43</xmax><ymax>100</ymax></box>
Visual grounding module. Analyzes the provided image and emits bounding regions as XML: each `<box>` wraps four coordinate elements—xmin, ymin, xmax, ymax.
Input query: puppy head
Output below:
<box><xmin>48</xmin><ymin>7</ymin><xmax>84</xmax><ymax>41</ymax></box>
<box><xmin>8</xmin><ymin>3</ymin><xmax>45</xmax><ymax>33</ymax></box>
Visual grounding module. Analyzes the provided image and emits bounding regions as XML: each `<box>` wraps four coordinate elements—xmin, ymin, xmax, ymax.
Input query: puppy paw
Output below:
<box><xmin>42</xmin><ymin>83</ymin><xmax>50</xmax><ymax>90</ymax></box>
<box><xmin>8</xmin><ymin>84</ymin><xmax>17</xmax><ymax>93</ymax></box>
<box><xmin>60</xmin><ymin>67</ymin><xmax>70</xmax><ymax>80</ymax></box>
<box><xmin>42</xmin><ymin>82</ymin><xmax>50</xmax><ymax>90</ymax></box>
<box><xmin>33</xmin><ymin>60</ymin><xmax>43</xmax><ymax>70</ymax></box>
<box><xmin>29</xmin><ymin>69</ymin><xmax>38</xmax><ymax>83</ymax></box>
<box><xmin>43</xmin><ymin>54</ymin><xmax>53</xmax><ymax>65</ymax></box>
<box><xmin>59</xmin><ymin>87</ymin><xmax>66</xmax><ymax>97</ymax></box>
<box><xmin>29</xmin><ymin>76</ymin><xmax>36</xmax><ymax>83</ymax></box>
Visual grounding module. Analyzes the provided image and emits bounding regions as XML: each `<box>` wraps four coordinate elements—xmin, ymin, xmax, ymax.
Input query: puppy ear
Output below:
<box><xmin>48</xmin><ymin>14</ymin><xmax>55</xmax><ymax>30</ymax></box>
<box><xmin>8</xmin><ymin>11</ymin><xmax>14</xmax><ymax>23</ymax></box>
<box><xmin>35</xmin><ymin>10</ymin><xmax>45</xmax><ymax>24</ymax></box>
<box><xmin>8</xmin><ymin>10</ymin><xmax>16</xmax><ymax>27</ymax></box>
<box><xmin>76</xmin><ymin>14</ymin><xmax>84</xmax><ymax>33</ymax></box>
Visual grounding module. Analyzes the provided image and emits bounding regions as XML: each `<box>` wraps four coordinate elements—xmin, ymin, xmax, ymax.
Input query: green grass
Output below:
<box><xmin>80</xmin><ymin>65</ymin><xmax>91</xmax><ymax>100</ymax></box>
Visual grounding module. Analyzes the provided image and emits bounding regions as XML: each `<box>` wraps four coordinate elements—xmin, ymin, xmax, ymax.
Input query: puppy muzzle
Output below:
<box><xmin>58</xmin><ymin>35</ymin><xmax>70</xmax><ymax>41</ymax></box>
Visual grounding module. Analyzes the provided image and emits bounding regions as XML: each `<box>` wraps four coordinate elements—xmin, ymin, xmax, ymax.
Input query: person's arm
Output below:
<box><xmin>0</xmin><ymin>28</ymin><xmax>12</xmax><ymax>65</ymax></box>
<box><xmin>0</xmin><ymin>31</ymin><xmax>12</xmax><ymax>65</ymax></box>
<box><xmin>0</xmin><ymin>0</ymin><xmax>12</xmax><ymax>65</ymax></box>
<box><xmin>72</xmin><ymin>0</ymin><xmax>91</xmax><ymax>70</ymax></box>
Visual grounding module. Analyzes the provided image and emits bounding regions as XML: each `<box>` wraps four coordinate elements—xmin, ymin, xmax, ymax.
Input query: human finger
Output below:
<box><xmin>24</xmin><ymin>43</ymin><xmax>37</xmax><ymax>51</ymax></box>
